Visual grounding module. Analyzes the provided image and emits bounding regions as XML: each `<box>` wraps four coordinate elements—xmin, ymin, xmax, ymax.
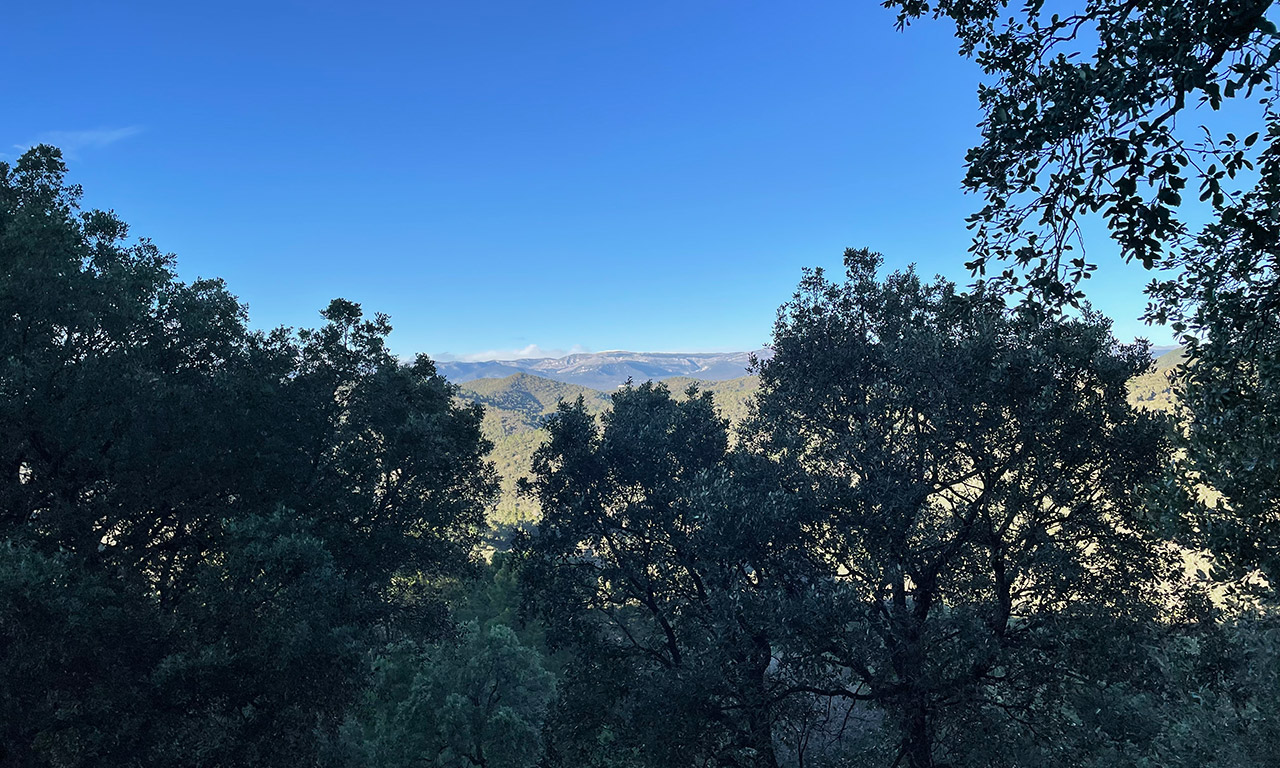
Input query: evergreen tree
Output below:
<box><xmin>0</xmin><ymin>145</ymin><xmax>496</xmax><ymax>767</ymax></box>
<box><xmin>746</xmin><ymin>249</ymin><xmax>1174</xmax><ymax>767</ymax></box>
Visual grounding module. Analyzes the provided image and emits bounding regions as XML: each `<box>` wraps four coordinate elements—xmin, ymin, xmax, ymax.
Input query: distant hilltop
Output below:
<box><xmin>437</xmin><ymin>344</ymin><xmax>1175</xmax><ymax>391</ymax></box>
<box><xmin>436</xmin><ymin>349</ymin><xmax>771</xmax><ymax>390</ymax></box>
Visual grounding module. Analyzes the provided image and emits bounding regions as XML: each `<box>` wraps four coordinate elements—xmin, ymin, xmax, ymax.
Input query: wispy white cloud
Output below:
<box><xmin>5</xmin><ymin>125</ymin><xmax>143</xmax><ymax>160</ymax></box>
<box><xmin>437</xmin><ymin>344</ymin><xmax>590</xmax><ymax>363</ymax></box>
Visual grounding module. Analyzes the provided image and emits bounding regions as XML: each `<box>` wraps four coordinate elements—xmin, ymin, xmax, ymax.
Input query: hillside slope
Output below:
<box><xmin>459</xmin><ymin>374</ymin><xmax>611</xmax><ymax>530</ymax></box>
<box><xmin>1127</xmin><ymin>347</ymin><xmax>1184</xmax><ymax>412</ymax></box>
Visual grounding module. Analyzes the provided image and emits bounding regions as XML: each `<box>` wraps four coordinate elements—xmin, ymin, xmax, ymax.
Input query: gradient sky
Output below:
<box><xmin>3</xmin><ymin>1</ymin><xmax>1174</xmax><ymax>359</ymax></box>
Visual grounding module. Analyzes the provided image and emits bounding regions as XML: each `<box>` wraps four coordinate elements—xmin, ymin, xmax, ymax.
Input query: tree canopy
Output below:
<box><xmin>882</xmin><ymin>0</ymin><xmax>1279</xmax><ymax>296</ymax></box>
<box><xmin>516</xmin><ymin>250</ymin><xmax>1182</xmax><ymax>768</ymax></box>
<box><xmin>884</xmin><ymin>0</ymin><xmax>1280</xmax><ymax>601</ymax></box>
<box><xmin>0</xmin><ymin>145</ymin><xmax>496</xmax><ymax>766</ymax></box>
<box><xmin>8</xmin><ymin>4</ymin><xmax>1280</xmax><ymax>756</ymax></box>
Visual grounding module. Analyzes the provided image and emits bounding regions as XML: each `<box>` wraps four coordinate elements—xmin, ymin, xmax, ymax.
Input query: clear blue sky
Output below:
<box><xmin>2</xmin><ymin>0</ymin><xmax>1172</xmax><ymax>359</ymax></box>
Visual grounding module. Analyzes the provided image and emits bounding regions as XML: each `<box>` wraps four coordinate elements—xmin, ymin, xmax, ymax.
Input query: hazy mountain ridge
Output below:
<box><xmin>440</xmin><ymin>349</ymin><xmax>768</xmax><ymax>390</ymax></box>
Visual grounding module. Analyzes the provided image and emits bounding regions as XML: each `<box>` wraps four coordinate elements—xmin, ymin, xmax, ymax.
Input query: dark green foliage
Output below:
<box><xmin>332</xmin><ymin>623</ymin><xmax>555</xmax><ymax>768</ymax></box>
<box><xmin>517</xmin><ymin>251</ymin><xmax>1181</xmax><ymax>768</ymax></box>
<box><xmin>746</xmin><ymin>249</ymin><xmax>1174</xmax><ymax>767</ymax></box>
<box><xmin>885</xmin><ymin>0</ymin><xmax>1280</xmax><ymax>299</ymax></box>
<box><xmin>884</xmin><ymin>0</ymin><xmax>1280</xmax><ymax>596</ymax></box>
<box><xmin>0</xmin><ymin>542</ymin><xmax>155</xmax><ymax>766</ymax></box>
<box><xmin>517</xmin><ymin>383</ymin><xmax>837</xmax><ymax>768</ymax></box>
<box><xmin>0</xmin><ymin>146</ymin><xmax>496</xmax><ymax>767</ymax></box>
<box><xmin>1119</xmin><ymin>612</ymin><xmax>1280</xmax><ymax>768</ymax></box>
<box><xmin>1146</xmin><ymin>172</ymin><xmax>1280</xmax><ymax>591</ymax></box>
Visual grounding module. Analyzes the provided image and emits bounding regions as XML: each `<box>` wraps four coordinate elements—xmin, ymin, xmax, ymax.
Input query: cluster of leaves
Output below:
<box><xmin>517</xmin><ymin>381</ymin><xmax>821</xmax><ymax>768</ymax></box>
<box><xmin>0</xmin><ymin>146</ymin><xmax>497</xmax><ymax>767</ymax></box>
<box><xmin>1148</xmin><ymin>189</ymin><xmax>1280</xmax><ymax>589</ymax></box>
<box><xmin>750</xmin><ymin>249</ymin><xmax>1176</xmax><ymax>768</ymax></box>
<box><xmin>331</xmin><ymin>622</ymin><xmax>555</xmax><ymax>768</ymax></box>
<box><xmin>884</xmin><ymin>0</ymin><xmax>1280</xmax><ymax>303</ymax></box>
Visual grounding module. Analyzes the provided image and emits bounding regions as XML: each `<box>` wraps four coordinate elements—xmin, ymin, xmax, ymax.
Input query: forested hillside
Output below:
<box><xmin>458</xmin><ymin>374</ymin><xmax>611</xmax><ymax>532</ymax></box>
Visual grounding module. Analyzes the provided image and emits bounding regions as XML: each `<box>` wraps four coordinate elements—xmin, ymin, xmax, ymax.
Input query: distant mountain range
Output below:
<box><xmin>438</xmin><ymin>350</ymin><xmax>768</xmax><ymax>391</ymax></box>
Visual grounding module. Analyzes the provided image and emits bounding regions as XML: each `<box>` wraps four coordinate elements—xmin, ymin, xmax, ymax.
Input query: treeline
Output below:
<box><xmin>509</xmin><ymin>258</ymin><xmax>1277</xmax><ymax>768</ymax></box>
<box><xmin>2</xmin><ymin>147</ymin><xmax>1276</xmax><ymax>768</ymax></box>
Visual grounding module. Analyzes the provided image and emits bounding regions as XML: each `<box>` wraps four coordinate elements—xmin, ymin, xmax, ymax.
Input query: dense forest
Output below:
<box><xmin>4</xmin><ymin>1</ymin><xmax>1280</xmax><ymax>767</ymax></box>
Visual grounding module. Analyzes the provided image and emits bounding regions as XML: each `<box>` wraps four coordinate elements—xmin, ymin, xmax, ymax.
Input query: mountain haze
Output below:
<box><xmin>439</xmin><ymin>349</ymin><xmax>766</xmax><ymax>390</ymax></box>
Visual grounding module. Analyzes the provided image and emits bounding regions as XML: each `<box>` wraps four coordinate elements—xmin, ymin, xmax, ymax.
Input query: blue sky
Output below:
<box><xmin>3</xmin><ymin>1</ymin><xmax>1173</xmax><ymax>358</ymax></box>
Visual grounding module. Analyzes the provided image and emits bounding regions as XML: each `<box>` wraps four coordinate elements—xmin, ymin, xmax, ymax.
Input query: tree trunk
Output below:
<box><xmin>902</xmin><ymin>702</ymin><xmax>935</xmax><ymax>768</ymax></box>
<box><xmin>744</xmin><ymin>635</ymin><xmax>780</xmax><ymax>768</ymax></box>
<box><xmin>747</xmin><ymin>700</ymin><xmax>780</xmax><ymax>768</ymax></box>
